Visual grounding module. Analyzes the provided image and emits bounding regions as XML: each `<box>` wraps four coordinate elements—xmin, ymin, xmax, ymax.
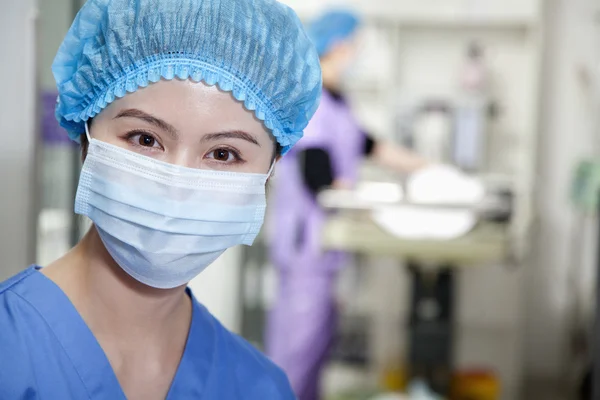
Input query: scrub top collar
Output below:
<box><xmin>12</xmin><ymin>266</ymin><xmax>216</xmax><ymax>399</ymax></box>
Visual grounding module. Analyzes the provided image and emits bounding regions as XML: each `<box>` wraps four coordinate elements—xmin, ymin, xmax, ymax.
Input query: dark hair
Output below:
<box><xmin>81</xmin><ymin>132</ymin><xmax>89</xmax><ymax>162</ymax></box>
<box><xmin>273</xmin><ymin>142</ymin><xmax>282</xmax><ymax>161</ymax></box>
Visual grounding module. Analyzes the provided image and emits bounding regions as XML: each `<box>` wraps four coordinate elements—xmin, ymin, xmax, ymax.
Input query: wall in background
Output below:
<box><xmin>36</xmin><ymin>0</ymin><xmax>78</xmax><ymax>266</ymax></box>
<box><xmin>526</xmin><ymin>0</ymin><xmax>600</xmax><ymax>381</ymax></box>
<box><xmin>0</xmin><ymin>1</ymin><xmax>39</xmax><ymax>281</ymax></box>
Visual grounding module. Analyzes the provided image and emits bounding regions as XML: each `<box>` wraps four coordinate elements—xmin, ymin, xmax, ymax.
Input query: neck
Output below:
<box><xmin>47</xmin><ymin>226</ymin><xmax>191</xmax><ymax>340</ymax></box>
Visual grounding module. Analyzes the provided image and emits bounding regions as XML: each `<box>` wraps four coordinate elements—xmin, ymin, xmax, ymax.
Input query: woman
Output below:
<box><xmin>266</xmin><ymin>10</ymin><xmax>427</xmax><ymax>400</ymax></box>
<box><xmin>0</xmin><ymin>0</ymin><xmax>321</xmax><ymax>399</ymax></box>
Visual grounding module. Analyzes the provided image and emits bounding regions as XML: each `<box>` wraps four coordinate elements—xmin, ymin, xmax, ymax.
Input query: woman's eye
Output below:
<box><xmin>209</xmin><ymin>148</ymin><xmax>235</xmax><ymax>162</ymax></box>
<box><xmin>205</xmin><ymin>147</ymin><xmax>245</xmax><ymax>166</ymax></box>
<box><xmin>125</xmin><ymin>132</ymin><xmax>162</xmax><ymax>150</ymax></box>
<box><xmin>137</xmin><ymin>134</ymin><xmax>157</xmax><ymax>148</ymax></box>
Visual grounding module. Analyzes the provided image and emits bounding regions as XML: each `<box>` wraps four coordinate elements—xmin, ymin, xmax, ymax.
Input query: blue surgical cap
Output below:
<box><xmin>306</xmin><ymin>10</ymin><xmax>360</xmax><ymax>57</ymax></box>
<box><xmin>52</xmin><ymin>0</ymin><xmax>322</xmax><ymax>154</ymax></box>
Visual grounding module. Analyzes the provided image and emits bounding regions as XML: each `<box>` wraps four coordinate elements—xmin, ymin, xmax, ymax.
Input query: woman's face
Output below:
<box><xmin>90</xmin><ymin>79</ymin><xmax>276</xmax><ymax>174</ymax></box>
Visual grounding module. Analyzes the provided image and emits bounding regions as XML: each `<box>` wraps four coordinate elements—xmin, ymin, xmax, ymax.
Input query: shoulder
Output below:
<box><xmin>0</xmin><ymin>267</ymin><xmax>58</xmax><ymax>355</ymax></box>
<box><xmin>0</xmin><ymin>266</ymin><xmax>42</xmax><ymax>344</ymax></box>
<box><xmin>202</xmin><ymin>308</ymin><xmax>295</xmax><ymax>399</ymax></box>
<box><xmin>0</xmin><ymin>267</ymin><xmax>42</xmax><ymax>396</ymax></box>
<box><xmin>0</xmin><ymin>267</ymin><xmax>39</xmax><ymax>320</ymax></box>
<box><xmin>0</xmin><ymin>266</ymin><xmax>37</xmax><ymax>294</ymax></box>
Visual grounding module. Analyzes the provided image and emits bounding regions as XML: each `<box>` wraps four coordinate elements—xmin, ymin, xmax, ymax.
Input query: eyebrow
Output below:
<box><xmin>114</xmin><ymin>108</ymin><xmax>260</xmax><ymax>146</ymax></box>
<box><xmin>200</xmin><ymin>131</ymin><xmax>260</xmax><ymax>146</ymax></box>
<box><xmin>114</xmin><ymin>108</ymin><xmax>179</xmax><ymax>139</ymax></box>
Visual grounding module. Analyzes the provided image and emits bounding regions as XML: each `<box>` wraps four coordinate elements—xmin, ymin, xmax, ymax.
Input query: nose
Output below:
<box><xmin>167</xmin><ymin>146</ymin><xmax>201</xmax><ymax>169</ymax></box>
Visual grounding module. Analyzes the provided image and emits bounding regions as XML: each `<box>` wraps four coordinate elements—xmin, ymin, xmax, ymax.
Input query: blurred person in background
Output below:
<box><xmin>0</xmin><ymin>0</ymin><xmax>322</xmax><ymax>398</ymax></box>
<box><xmin>266</xmin><ymin>10</ymin><xmax>429</xmax><ymax>400</ymax></box>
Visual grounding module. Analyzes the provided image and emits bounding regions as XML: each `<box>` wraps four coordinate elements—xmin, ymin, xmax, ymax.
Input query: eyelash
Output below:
<box><xmin>205</xmin><ymin>146</ymin><xmax>245</xmax><ymax>165</ymax></box>
<box><xmin>122</xmin><ymin>130</ymin><xmax>163</xmax><ymax>151</ymax></box>
<box><xmin>121</xmin><ymin>130</ymin><xmax>246</xmax><ymax>165</ymax></box>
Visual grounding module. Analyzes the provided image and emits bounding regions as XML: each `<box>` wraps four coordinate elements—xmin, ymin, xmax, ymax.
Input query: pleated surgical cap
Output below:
<box><xmin>306</xmin><ymin>10</ymin><xmax>360</xmax><ymax>57</ymax></box>
<box><xmin>52</xmin><ymin>0</ymin><xmax>322</xmax><ymax>154</ymax></box>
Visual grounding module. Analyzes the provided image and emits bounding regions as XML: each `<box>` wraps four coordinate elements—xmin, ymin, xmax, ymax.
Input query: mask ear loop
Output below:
<box><xmin>267</xmin><ymin>161</ymin><xmax>276</xmax><ymax>178</ymax></box>
<box><xmin>84</xmin><ymin>121</ymin><xmax>92</xmax><ymax>142</ymax></box>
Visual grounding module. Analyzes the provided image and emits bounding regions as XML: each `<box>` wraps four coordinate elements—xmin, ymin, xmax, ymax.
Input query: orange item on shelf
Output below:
<box><xmin>450</xmin><ymin>369</ymin><xmax>500</xmax><ymax>400</ymax></box>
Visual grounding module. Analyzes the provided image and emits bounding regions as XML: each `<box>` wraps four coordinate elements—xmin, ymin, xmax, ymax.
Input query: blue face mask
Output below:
<box><xmin>75</xmin><ymin>125</ymin><xmax>272</xmax><ymax>289</ymax></box>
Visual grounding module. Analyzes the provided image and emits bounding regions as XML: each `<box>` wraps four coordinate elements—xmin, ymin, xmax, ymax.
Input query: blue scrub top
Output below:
<box><xmin>0</xmin><ymin>266</ymin><xmax>295</xmax><ymax>399</ymax></box>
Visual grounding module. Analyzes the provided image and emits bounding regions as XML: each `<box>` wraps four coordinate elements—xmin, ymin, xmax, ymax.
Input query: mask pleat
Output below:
<box><xmin>75</xmin><ymin>139</ymin><xmax>269</xmax><ymax>289</ymax></box>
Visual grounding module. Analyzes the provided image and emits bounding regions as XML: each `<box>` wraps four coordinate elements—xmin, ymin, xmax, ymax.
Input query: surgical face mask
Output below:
<box><xmin>75</xmin><ymin>124</ymin><xmax>272</xmax><ymax>289</ymax></box>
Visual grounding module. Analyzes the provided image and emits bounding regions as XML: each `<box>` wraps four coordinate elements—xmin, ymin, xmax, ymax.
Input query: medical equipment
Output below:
<box><xmin>317</xmin><ymin>173</ymin><xmax>512</xmax><ymax>395</ymax></box>
<box><xmin>395</xmin><ymin>42</ymin><xmax>494</xmax><ymax>174</ymax></box>
<box><xmin>396</xmin><ymin>100</ymin><xmax>454</xmax><ymax>165</ymax></box>
<box><xmin>454</xmin><ymin>99</ymin><xmax>488</xmax><ymax>172</ymax></box>
<box><xmin>395</xmin><ymin>98</ymin><xmax>491</xmax><ymax>173</ymax></box>
<box><xmin>318</xmin><ymin>176</ymin><xmax>513</xmax><ymax>226</ymax></box>
<box><xmin>454</xmin><ymin>42</ymin><xmax>490</xmax><ymax>173</ymax></box>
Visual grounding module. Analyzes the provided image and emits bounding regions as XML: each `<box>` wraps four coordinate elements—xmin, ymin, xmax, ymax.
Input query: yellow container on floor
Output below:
<box><xmin>381</xmin><ymin>364</ymin><xmax>407</xmax><ymax>392</ymax></box>
<box><xmin>450</xmin><ymin>370</ymin><xmax>500</xmax><ymax>400</ymax></box>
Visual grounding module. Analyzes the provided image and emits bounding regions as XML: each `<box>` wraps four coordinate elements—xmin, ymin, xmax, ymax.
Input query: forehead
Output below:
<box><xmin>97</xmin><ymin>79</ymin><xmax>270</xmax><ymax>137</ymax></box>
